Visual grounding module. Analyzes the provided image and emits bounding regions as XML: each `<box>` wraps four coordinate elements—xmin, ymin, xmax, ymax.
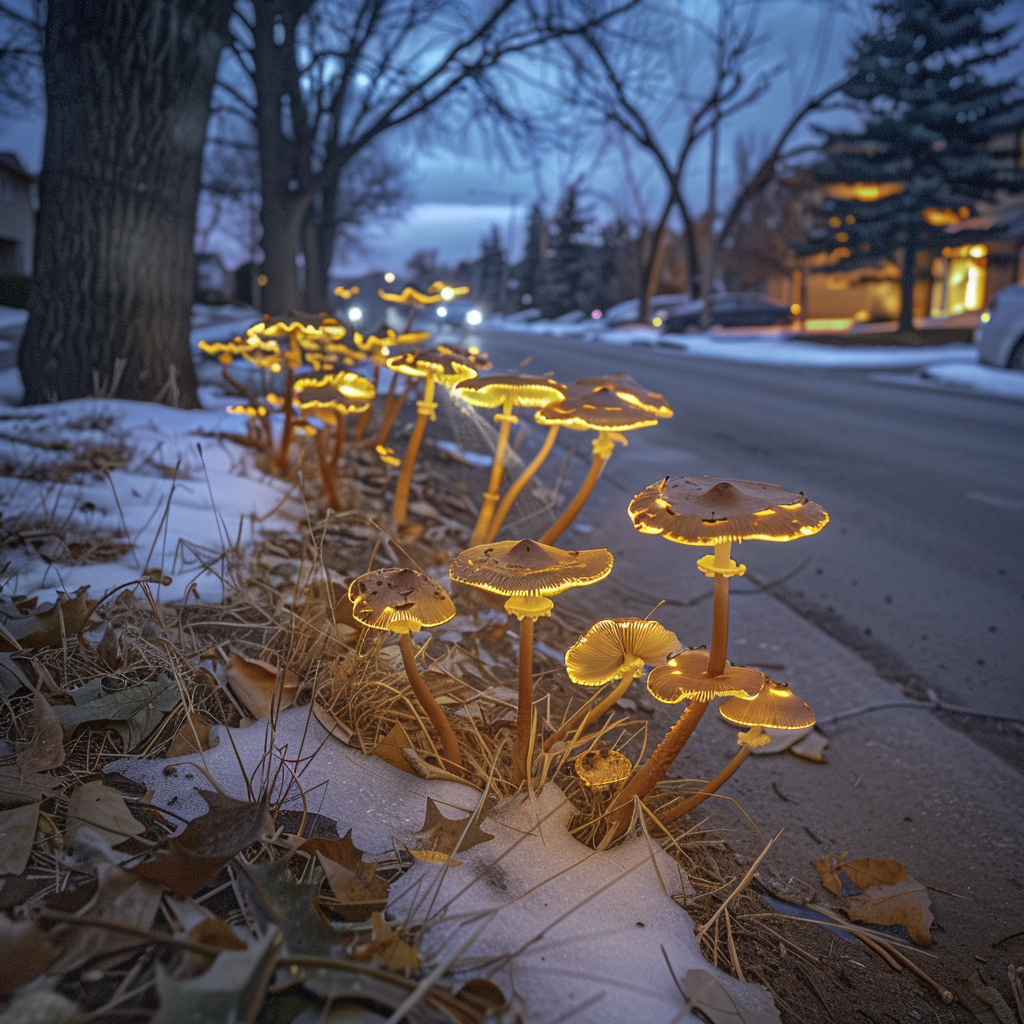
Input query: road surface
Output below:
<box><xmin>474</xmin><ymin>325</ymin><xmax>1024</xmax><ymax>731</ymax></box>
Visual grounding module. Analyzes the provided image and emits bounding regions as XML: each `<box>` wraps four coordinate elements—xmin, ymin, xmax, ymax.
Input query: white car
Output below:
<box><xmin>975</xmin><ymin>284</ymin><xmax>1024</xmax><ymax>369</ymax></box>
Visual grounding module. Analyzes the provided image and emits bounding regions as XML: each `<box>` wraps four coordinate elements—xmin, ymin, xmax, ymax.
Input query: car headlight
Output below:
<box><xmin>465</xmin><ymin>308</ymin><xmax>483</xmax><ymax>326</ymax></box>
<box><xmin>348</xmin><ymin>306</ymin><xmax>363</xmax><ymax>322</ymax></box>
<box><xmin>436</xmin><ymin>306</ymin><xmax>448</xmax><ymax>318</ymax></box>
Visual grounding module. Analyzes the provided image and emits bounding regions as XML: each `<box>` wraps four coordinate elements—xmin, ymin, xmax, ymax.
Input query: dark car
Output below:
<box><xmin>661</xmin><ymin>293</ymin><xmax>793</xmax><ymax>332</ymax></box>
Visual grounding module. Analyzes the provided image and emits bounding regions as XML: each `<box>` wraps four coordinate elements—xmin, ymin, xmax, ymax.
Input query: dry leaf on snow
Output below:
<box><xmin>353</xmin><ymin>911</ymin><xmax>420</xmax><ymax>973</ymax></box>
<box><xmin>66</xmin><ymin>781</ymin><xmax>146</xmax><ymax>849</ymax></box>
<box><xmin>303</xmin><ymin>831</ymin><xmax>390</xmax><ymax>921</ymax></box>
<box><xmin>17</xmin><ymin>691</ymin><xmax>65</xmax><ymax>778</ymax></box>
<box><xmin>166</xmin><ymin>711</ymin><xmax>217</xmax><ymax>758</ymax></box>
<box><xmin>368</xmin><ymin>722</ymin><xmax>417</xmax><ymax>774</ymax></box>
<box><xmin>225</xmin><ymin>652</ymin><xmax>299</xmax><ymax>720</ymax></box>
<box><xmin>409</xmin><ymin>796</ymin><xmax>494</xmax><ymax>862</ymax></box>
<box><xmin>0</xmin><ymin>802</ymin><xmax>40</xmax><ymax>876</ymax></box>
<box><xmin>0</xmin><ymin>587</ymin><xmax>97</xmax><ymax>651</ymax></box>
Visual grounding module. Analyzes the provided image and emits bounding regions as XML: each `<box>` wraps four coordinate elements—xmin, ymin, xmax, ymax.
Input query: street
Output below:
<box><xmin>476</xmin><ymin>326</ymin><xmax>1024</xmax><ymax>725</ymax></box>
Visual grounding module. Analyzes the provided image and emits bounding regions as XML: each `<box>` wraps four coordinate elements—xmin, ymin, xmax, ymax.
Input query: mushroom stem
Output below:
<box><xmin>331</xmin><ymin>415</ymin><xmax>347</xmax><ymax>472</ymax></box>
<box><xmin>274</xmin><ymin>361</ymin><xmax>297</xmax><ymax>474</ymax></box>
<box><xmin>392</xmin><ymin>374</ymin><xmax>437</xmax><ymax>528</ymax></box>
<box><xmin>706</xmin><ymin>542</ymin><xmax>733</xmax><ymax>678</ymax></box>
<box><xmin>486</xmin><ymin>424</ymin><xmax>560</xmax><ymax>542</ymax></box>
<box><xmin>314</xmin><ymin>428</ymin><xmax>342</xmax><ymax>511</ymax></box>
<box><xmin>354</xmin><ymin>361</ymin><xmax>380</xmax><ymax>441</ymax></box>
<box><xmin>657</xmin><ymin>744</ymin><xmax>752</xmax><ymax>824</ymax></box>
<box><xmin>513</xmin><ymin>615</ymin><xmax>536</xmax><ymax>784</ymax></box>
<box><xmin>539</xmin><ymin>442</ymin><xmax>610</xmax><ymax>545</ymax></box>
<box><xmin>398</xmin><ymin>631</ymin><xmax>463</xmax><ymax>770</ymax></box>
<box><xmin>375</xmin><ymin>376</ymin><xmax>415</xmax><ymax>449</ymax></box>
<box><xmin>606</xmin><ymin>698</ymin><xmax>710</xmax><ymax>836</ymax></box>
<box><xmin>545</xmin><ymin>668</ymin><xmax>637</xmax><ymax>752</ymax></box>
<box><xmin>470</xmin><ymin>395</ymin><xmax>517</xmax><ymax>546</ymax></box>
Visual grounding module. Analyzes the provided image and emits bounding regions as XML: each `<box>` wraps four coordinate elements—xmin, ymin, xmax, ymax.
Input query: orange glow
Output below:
<box><xmin>922</xmin><ymin>208</ymin><xmax>960</xmax><ymax>226</ymax></box>
<box><xmin>826</xmin><ymin>181</ymin><xmax>904</xmax><ymax>202</ymax></box>
<box><xmin>827</xmin><ymin>216</ymin><xmax>842</xmax><ymax>229</ymax></box>
<box><xmin>836</xmin><ymin>231</ymin><xmax>849</xmax><ymax>242</ymax></box>
<box><xmin>790</xmin><ymin>303</ymin><xmax>801</xmax><ymax>315</ymax></box>
<box><xmin>257</xmin><ymin>274</ymin><xmax>268</xmax><ymax>287</ymax></box>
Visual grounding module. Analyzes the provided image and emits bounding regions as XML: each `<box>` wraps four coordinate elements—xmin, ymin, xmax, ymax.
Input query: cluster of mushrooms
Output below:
<box><xmin>204</xmin><ymin>286</ymin><xmax>830</xmax><ymax>841</ymax></box>
<box><xmin>347</xmin><ymin>476</ymin><xmax>828</xmax><ymax>844</ymax></box>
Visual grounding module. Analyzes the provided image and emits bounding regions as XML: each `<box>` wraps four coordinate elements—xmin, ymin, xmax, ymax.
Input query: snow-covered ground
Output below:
<box><xmin>486</xmin><ymin>318</ymin><xmax>1024</xmax><ymax>401</ymax></box>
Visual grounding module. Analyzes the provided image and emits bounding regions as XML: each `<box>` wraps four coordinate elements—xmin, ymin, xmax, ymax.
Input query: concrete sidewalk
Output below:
<box><xmin>547</xmin><ymin>436</ymin><xmax>1024</xmax><ymax>1007</ymax></box>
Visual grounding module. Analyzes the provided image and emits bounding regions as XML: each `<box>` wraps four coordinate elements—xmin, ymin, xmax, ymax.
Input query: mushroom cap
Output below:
<box><xmin>574</xmin><ymin>374</ymin><xmax>674</xmax><ymax>418</ymax></box>
<box><xmin>449</xmin><ymin>539</ymin><xmax>613</xmax><ymax>598</ymax></box>
<box><xmin>646</xmin><ymin>649</ymin><xmax>766</xmax><ymax>704</ymax></box>
<box><xmin>565</xmin><ymin>617</ymin><xmax>680</xmax><ymax>686</ymax></box>
<box><xmin>574</xmin><ymin>748</ymin><xmax>633</xmax><ymax>787</ymax></box>
<box><xmin>294</xmin><ymin>370</ymin><xmax>376</xmax><ymax>406</ymax></box>
<box><xmin>385</xmin><ymin>347</ymin><xmax>478</xmax><ymax>386</ymax></box>
<box><xmin>434</xmin><ymin>343</ymin><xmax>492</xmax><ymax>371</ymax></box>
<box><xmin>452</xmin><ymin>373</ymin><xmax>565</xmax><ymax>409</ymax></box>
<box><xmin>719</xmin><ymin>680</ymin><xmax>815</xmax><ymax>729</ymax></box>
<box><xmin>348</xmin><ymin>568</ymin><xmax>456</xmax><ymax>635</ymax></box>
<box><xmin>247</xmin><ymin>313</ymin><xmax>347</xmax><ymax>342</ymax></box>
<box><xmin>354</xmin><ymin>327</ymin><xmax>430</xmax><ymax>354</ymax></box>
<box><xmin>378</xmin><ymin>284</ymin><xmax>442</xmax><ymax>306</ymax></box>
<box><xmin>535</xmin><ymin>383</ymin><xmax>662</xmax><ymax>432</ymax></box>
<box><xmin>629</xmin><ymin>476</ymin><xmax>829</xmax><ymax>545</ymax></box>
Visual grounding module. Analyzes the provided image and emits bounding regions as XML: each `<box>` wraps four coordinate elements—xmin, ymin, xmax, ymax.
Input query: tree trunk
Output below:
<box><xmin>899</xmin><ymin>216</ymin><xmax>919</xmax><ymax>333</ymax></box>
<box><xmin>19</xmin><ymin>0</ymin><xmax>232</xmax><ymax>406</ymax></box>
<box><xmin>638</xmin><ymin>194</ymin><xmax>673</xmax><ymax>323</ymax></box>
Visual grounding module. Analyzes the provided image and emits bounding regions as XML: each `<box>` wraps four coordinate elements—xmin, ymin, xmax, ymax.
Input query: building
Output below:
<box><xmin>0</xmin><ymin>152</ymin><xmax>36</xmax><ymax>278</ymax></box>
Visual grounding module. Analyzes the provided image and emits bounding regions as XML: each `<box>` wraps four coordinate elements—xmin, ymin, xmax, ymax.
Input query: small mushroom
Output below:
<box><xmin>536</xmin><ymin>379</ymin><xmax>673</xmax><ymax>544</ymax></box>
<box><xmin>348</xmin><ymin>567</ymin><xmax>462</xmax><ymax>770</ymax></box>
<box><xmin>451</xmin><ymin>374</ymin><xmax>566</xmax><ymax>546</ymax></box>
<box><xmin>547</xmin><ymin>617</ymin><xmax>679</xmax><ymax>749</ymax></box>
<box><xmin>449</xmin><ymin>538</ymin><xmax>613</xmax><ymax>784</ymax></box>
<box><xmin>574</xmin><ymin>747</ymin><xmax>633</xmax><ymax>788</ymax></box>
<box><xmin>658</xmin><ymin>680</ymin><xmax>816</xmax><ymax>823</ymax></box>
<box><xmin>386</xmin><ymin>348</ymin><xmax>479</xmax><ymax>528</ymax></box>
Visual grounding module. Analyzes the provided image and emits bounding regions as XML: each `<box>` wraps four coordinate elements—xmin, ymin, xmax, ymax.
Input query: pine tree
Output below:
<box><xmin>537</xmin><ymin>182</ymin><xmax>592</xmax><ymax>319</ymax></box>
<box><xmin>477</xmin><ymin>226</ymin><xmax>506</xmax><ymax>311</ymax></box>
<box><xmin>515</xmin><ymin>203</ymin><xmax>545</xmax><ymax>310</ymax></box>
<box><xmin>808</xmin><ymin>0</ymin><xmax>1024</xmax><ymax>329</ymax></box>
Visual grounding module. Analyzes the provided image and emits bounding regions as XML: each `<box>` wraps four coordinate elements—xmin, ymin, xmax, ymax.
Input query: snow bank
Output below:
<box><xmin>918</xmin><ymin>361</ymin><xmax>1024</xmax><ymax>399</ymax></box>
<box><xmin>109</xmin><ymin>708</ymin><xmax>778</xmax><ymax>1024</ymax></box>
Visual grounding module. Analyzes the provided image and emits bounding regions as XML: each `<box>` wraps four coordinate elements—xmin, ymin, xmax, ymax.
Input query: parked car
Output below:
<box><xmin>601</xmin><ymin>294</ymin><xmax>692</xmax><ymax>327</ymax></box>
<box><xmin>661</xmin><ymin>293</ymin><xmax>793</xmax><ymax>332</ymax></box>
<box><xmin>975</xmin><ymin>285</ymin><xmax>1024</xmax><ymax>369</ymax></box>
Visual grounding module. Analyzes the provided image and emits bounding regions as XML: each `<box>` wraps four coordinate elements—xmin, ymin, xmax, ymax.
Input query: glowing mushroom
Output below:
<box><xmin>348</xmin><ymin>567</ymin><xmax>462</xmax><ymax>770</ymax></box>
<box><xmin>293</xmin><ymin>371</ymin><xmax>376</xmax><ymax>509</ymax></box>
<box><xmin>351</xmin><ymin>326</ymin><xmax>430</xmax><ymax>443</ymax></box>
<box><xmin>449</xmin><ymin>539</ymin><xmax>613</xmax><ymax>784</ymax></box>
<box><xmin>658</xmin><ymin>680</ymin><xmax>816</xmax><ymax>823</ymax></box>
<box><xmin>547</xmin><ymin>617</ymin><xmax>680</xmax><ymax>750</ymax></box>
<box><xmin>536</xmin><ymin>380</ymin><xmax>673</xmax><ymax>544</ymax></box>
<box><xmin>386</xmin><ymin>347</ymin><xmax>478</xmax><ymax>528</ymax></box>
<box><xmin>574</xmin><ymin>747</ymin><xmax>633</xmax><ymax>788</ymax></box>
<box><xmin>451</xmin><ymin>374</ymin><xmax>566</xmax><ymax>546</ymax></box>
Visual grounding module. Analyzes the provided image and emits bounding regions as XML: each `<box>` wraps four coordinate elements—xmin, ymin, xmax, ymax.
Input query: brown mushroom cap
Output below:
<box><xmin>719</xmin><ymin>680</ymin><xmax>816</xmax><ymax>729</ymax></box>
<box><xmin>452</xmin><ymin>373</ymin><xmax>565</xmax><ymax>409</ymax></box>
<box><xmin>574</xmin><ymin>747</ymin><xmax>633</xmax><ymax>787</ymax></box>
<box><xmin>629</xmin><ymin>476</ymin><xmax>829</xmax><ymax>545</ymax></box>
<box><xmin>565</xmin><ymin>617</ymin><xmax>680</xmax><ymax>686</ymax></box>
<box><xmin>449</xmin><ymin>538</ymin><xmax>613</xmax><ymax>598</ymax></box>
<box><xmin>646</xmin><ymin>649</ymin><xmax>765</xmax><ymax>704</ymax></box>
<box><xmin>574</xmin><ymin>374</ymin><xmax>674</xmax><ymax>418</ymax></box>
<box><xmin>385</xmin><ymin>347</ymin><xmax>478</xmax><ymax>386</ymax></box>
<box><xmin>535</xmin><ymin>384</ymin><xmax>661</xmax><ymax>432</ymax></box>
<box><xmin>348</xmin><ymin>568</ymin><xmax>456</xmax><ymax>635</ymax></box>
<box><xmin>294</xmin><ymin>371</ymin><xmax>376</xmax><ymax>411</ymax></box>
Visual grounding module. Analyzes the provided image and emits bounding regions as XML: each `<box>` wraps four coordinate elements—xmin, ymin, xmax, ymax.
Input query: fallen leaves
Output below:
<box><xmin>352</xmin><ymin>911</ymin><xmax>420</xmax><ymax>973</ymax></box>
<box><xmin>66</xmin><ymin>781</ymin><xmax>146</xmax><ymax>849</ymax></box>
<box><xmin>682</xmin><ymin>968</ymin><xmax>782</xmax><ymax>1024</ymax></box>
<box><xmin>304</xmin><ymin>831</ymin><xmax>389</xmax><ymax>922</ymax></box>
<box><xmin>409</xmin><ymin>796</ymin><xmax>494</xmax><ymax>863</ymax></box>
<box><xmin>0</xmin><ymin>587</ymin><xmax>98</xmax><ymax>651</ymax></box>
<box><xmin>17</xmin><ymin>690</ymin><xmax>66</xmax><ymax>778</ymax></box>
<box><xmin>813</xmin><ymin>851</ymin><xmax>934</xmax><ymax>946</ymax></box>
<box><xmin>0</xmin><ymin>914</ymin><xmax>59</xmax><ymax>995</ymax></box>
<box><xmin>225</xmin><ymin>652</ymin><xmax>299</xmax><ymax>720</ymax></box>
<box><xmin>0</xmin><ymin>802</ymin><xmax>40</xmax><ymax>875</ymax></box>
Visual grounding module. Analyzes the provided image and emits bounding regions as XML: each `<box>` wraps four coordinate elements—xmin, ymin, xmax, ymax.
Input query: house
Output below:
<box><xmin>0</xmin><ymin>152</ymin><xmax>36</xmax><ymax>278</ymax></box>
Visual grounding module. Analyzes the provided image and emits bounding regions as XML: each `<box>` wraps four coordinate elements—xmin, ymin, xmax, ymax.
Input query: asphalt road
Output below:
<box><xmin>474</xmin><ymin>325</ymin><xmax>1024</xmax><ymax>723</ymax></box>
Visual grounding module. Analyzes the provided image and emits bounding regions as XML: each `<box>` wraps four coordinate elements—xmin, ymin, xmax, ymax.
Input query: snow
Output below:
<box><xmin>434</xmin><ymin>438</ymin><xmax>493</xmax><ymax>468</ymax></box>
<box><xmin>109</xmin><ymin>708</ymin><xmax>777</xmax><ymax>1024</ymax></box>
<box><xmin>0</xmin><ymin>387</ymin><xmax>301</xmax><ymax>605</ymax></box>
<box><xmin>0</xmin><ymin>305</ymin><xmax>28</xmax><ymax>334</ymax></box>
<box><xmin>487</xmin><ymin>317</ymin><xmax>1024</xmax><ymax>400</ymax></box>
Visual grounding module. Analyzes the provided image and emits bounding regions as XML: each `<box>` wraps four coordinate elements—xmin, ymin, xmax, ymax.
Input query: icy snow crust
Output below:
<box><xmin>109</xmin><ymin>708</ymin><xmax>777</xmax><ymax>1024</ymax></box>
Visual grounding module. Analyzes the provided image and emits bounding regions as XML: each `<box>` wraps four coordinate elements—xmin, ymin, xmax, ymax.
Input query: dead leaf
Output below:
<box><xmin>410</xmin><ymin>797</ymin><xmax>494</xmax><ymax>860</ymax></box>
<box><xmin>845</xmin><ymin>876</ymin><xmax>934</xmax><ymax>946</ymax></box>
<box><xmin>0</xmin><ymin>914</ymin><xmax>60</xmax><ymax>995</ymax></box>
<box><xmin>66</xmin><ymin>781</ymin><xmax>146</xmax><ymax>849</ymax></box>
<box><xmin>683</xmin><ymin>968</ymin><xmax>782</xmax><ymax>1023</ymax></box>
<box><xmin>0</xmin><ymin>766</ymin><xmax>57</xmax><ymax>807</ymax></box>
<box><xmin>352</xmin><ymin>911</ymin><xmax>420</xmax><ymax>973</ymax></box>
<box><xmin>311</xmin><ymin>701</ymin><xmax>354</xmax><ymax>745</ymax></box>
<box><xmin>188</xmin><ymin>917</ymin><xmax>248</xmax><ymax>952</ymax></box>
<box><xmin>132</xmin><ymin>791</ymin><xmax>273</xmax><ymax>899</ymax></box>
<box><xmin>17</xmin><ymin>691</ymin><xmax>65</xmax><ymax>778</ymax></box>
<box><xmin>225</xmin><ymin>652</ymin><xmax>299</xmax><ymax>720</ymax></box>
<box><xmin>316</xmin><ymin>851</ymin><xmax>389</xmax><ymax>922</ymax></box>
<box><xmin>0</xmin><ymin>802</ymin><xmax>39</xmax><ymax>875</ymax></box>
<box><xmin>166</xmin><ymin>712</ymin><xmax>217</xmax><ymax>758</ymax></box>
<box><xmin>368</xmin><ymin>722</ymin><xmax>417</xmax><ymax>774</ymax></box>
<box><xmin>963</xmin><ymin>969</ymin><xmax>1017</xmax><ymax>1024</ymax></box>
<box><xmin>839</xmin><ymin>855</ymin><xmax>907</xmax><ymax>890</ymax></box>
<box><xmin>0</xmin><ymin>652</ymin><xmax>32</xmax><ymax>698</ymax></box>
<box><xmin>96</xmin><ymin>622</ymin><xmax>121</xmax><ymax>670</ymax></box>
<box><xmin>0</xmin><ymin>587</ymin><xmax>97</xmax><ymax>651</ymax></box>
<box><xmin>790</xmin><ymin>729</ymin><xmax>828</xmax><ymax>762</ymax></box>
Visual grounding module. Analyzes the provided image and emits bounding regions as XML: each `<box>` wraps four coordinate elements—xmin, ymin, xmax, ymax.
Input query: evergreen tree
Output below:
<box><xmin>515</xmin><ymin>202</ymin><xmax>545</xmax><ymax>310</ymax></box>
<box><xmin>477</xmin><ymin>226</ymin><xmax>507</xmax><ymax>311</ymax></box>
<box><xmin>808</xmin><ymin>0</ymin><xmax>1024</xmax><ymax>329</ymax></box>
<box><xmin>537</xmin><ymin>182</ymin><xmax>592</xmax><ymax>318</ymax></box>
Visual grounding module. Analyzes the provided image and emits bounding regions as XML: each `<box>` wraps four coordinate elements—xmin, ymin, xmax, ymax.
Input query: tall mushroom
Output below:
<box><xmin>386</xmin><ymin>347</ymin><xmax>478</xmax><ymax>528</ymax></box>
<box><xmin>658</xmin><ymin>680</ymin><xmax>816</xmax><ymax>823</ymax></box>
<box><xmin>351</xmin><ymin>326</ymin><xmax>430</xmax><ymax>443</ymax></box>
<box><xmin>546</xmin><ymin>617</ymin><xmax>680</xmax><ymax>750</ymax></box>
<box><xmin>449</xmin><ymin>539</ymin><xmax>613</xmax><ymax>784</ymax></box>
<box><xmin>536</xmin><ymin>379</ymin><xmax>673</xmax><ymax>545</ymax></box>
<box><xmin>348</xmin><ymin>567</ymin><xmax>462</xmax><ymax>770</ymax></box>
<box><xmin>451</xmin><ymin>374</ymin><xmax>566</xmax><ymax>546</ymax></box>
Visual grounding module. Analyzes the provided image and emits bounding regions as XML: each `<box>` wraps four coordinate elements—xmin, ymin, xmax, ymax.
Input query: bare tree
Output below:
<box><xmin>212</xmin><ymin>0</ymin><xmax>642</xmax><ymax>314</ymax></box>
<box><xmin>0</xmin><ymin>0</ymin><xmax>43</xmax><ymax>113</ymax></box>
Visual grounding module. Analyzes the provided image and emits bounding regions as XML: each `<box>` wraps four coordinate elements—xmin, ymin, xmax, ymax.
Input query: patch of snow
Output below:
<box><xmin>918</xmin><ymin>361</ymin><xmax>1024</xmax><ymax>400</ymax></box>
<box><xmin>434</xmin><ymin>439</ymin><xmax>493</xmax><ymax>468</ymax></box>
<box><xmin>109</xmin><ymin>708</ymin><xmax>777</xmax><ymax>1024</ymax></box>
